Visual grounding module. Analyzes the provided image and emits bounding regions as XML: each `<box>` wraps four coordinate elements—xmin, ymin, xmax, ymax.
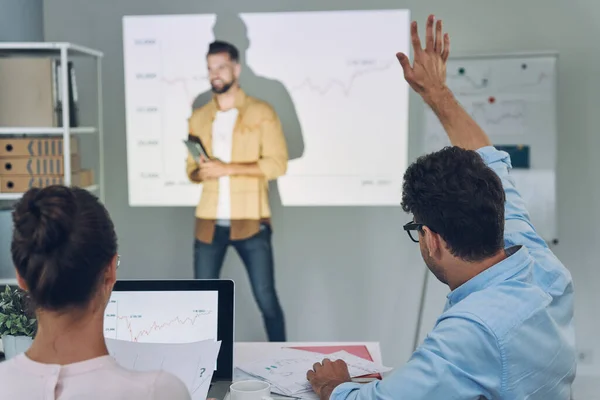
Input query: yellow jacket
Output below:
<box><xmin>187</xmin><ymin>89</ymin><xmax>288</xmax><ymax>243</ymax></box>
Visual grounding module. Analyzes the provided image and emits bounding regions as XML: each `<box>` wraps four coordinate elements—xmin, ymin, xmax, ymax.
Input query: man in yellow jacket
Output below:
<box><xmin>187</xmin><ymin>41</ymin><xmax>288</xmax><ymax>341</ymax></box>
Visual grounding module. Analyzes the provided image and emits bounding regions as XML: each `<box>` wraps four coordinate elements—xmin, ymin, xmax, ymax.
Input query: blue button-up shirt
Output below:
<box><xmin>332</xmin><ymin>146</ymin><xmax>576</xmax><ymax>400</ymax></box>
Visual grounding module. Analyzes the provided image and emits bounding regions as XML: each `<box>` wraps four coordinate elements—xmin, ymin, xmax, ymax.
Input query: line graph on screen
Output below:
<box><xmin>107</xmin><ymin>308</ymin><xmax>213</xmax><ymax>342</ymax></box>
<box><xmin>103</xmin><ymin>293</ymin><xmax>218</xmax><ymax>344</ymax></box>
<box><xmin>289</xmin><ymin>60</ymin><xmax>394</xmax><ymax>96</ymax></box>
<box><xmin>157</xmin><ymin>58</ymin><xmax>395</xmax><ymax>106</ymax></box>
<box><xmin>161</xmin><ymin>75</ymin><xmax>208</xmax><ymax>106</ymax></box>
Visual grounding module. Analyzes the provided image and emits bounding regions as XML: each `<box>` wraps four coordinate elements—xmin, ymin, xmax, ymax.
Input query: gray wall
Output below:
<box><xmin>42</xmin><ymin>0</ymin><xmax>600</xmax><ymax>384</ymax></box>
<box><xmin>0</xmin><ymin>209</ymin><xmax>13</xmax><ymax>277</ymax></box>
<box><xmin>0</xmin><ymin>0</ymin><xmax>43</xmax><ymax>42</ymax></box>
<box><xmin>0</xmin><ymin>0</ymin><xmax>44</xmax><ymax>275</ymax></box>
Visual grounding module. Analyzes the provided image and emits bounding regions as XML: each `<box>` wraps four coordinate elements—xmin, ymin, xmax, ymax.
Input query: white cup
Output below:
<box><xmin>229</xmin><ymin>380</ymin><xmax>274</xmax><ymax>400</ymax></box>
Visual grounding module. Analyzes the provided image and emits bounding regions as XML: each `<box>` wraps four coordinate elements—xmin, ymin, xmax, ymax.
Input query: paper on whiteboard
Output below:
<box><xmin>423</xmin><ymin>98</ymin><xmax>529</xmax><ymax>155</ymax></box>
<box><xmin>237</xmin><ymin>348</ymin><xmax>391</xmax><ymax>396</ymax></box>
<box><xmin>423</xmin><ymin>55</ymin><xmax>557</xmax><ymax>157</ymax></box>
<box><xmin>106</xmin><ymin>338</ymin><xmax>221</xmax><ymax>400</ymax></box>
<box><xmin>509</xmin><ymin>169</ymin><xmax>556</xmax><ymax>241</ymax></box>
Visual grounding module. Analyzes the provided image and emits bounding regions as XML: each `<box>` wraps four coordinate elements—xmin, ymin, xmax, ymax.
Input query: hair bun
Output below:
<box><xmin>27</xmin><ymin>195</ymin><xmax>41</xmax><ymax>218</ymax></box>
<box><xmin>16</xmin><ymin>186</ymin><xmax>77</xmax><ymax>253</ymax></box>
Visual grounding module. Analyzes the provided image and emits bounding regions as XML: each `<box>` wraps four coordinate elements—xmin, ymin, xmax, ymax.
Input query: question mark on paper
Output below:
<box><xmin>199</xmin><ymin>368</ymin><xmax>206</xmax><ymax>378</ymax></box>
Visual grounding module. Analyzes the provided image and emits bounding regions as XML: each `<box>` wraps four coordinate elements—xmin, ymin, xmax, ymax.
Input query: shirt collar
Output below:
<box><xmin>13</xmin><ymin>353</ymin><xmax>116</xmax><ymax>377</ymax></box>
<box><xmin>447</xmin><ymin>245</ymin><xmax>530</xmax><ymax>306</ymax></box>
<box><xmin>210</xmin><ymin>87</ymin><xmax>247</xmax><ymax>112</ymax></box>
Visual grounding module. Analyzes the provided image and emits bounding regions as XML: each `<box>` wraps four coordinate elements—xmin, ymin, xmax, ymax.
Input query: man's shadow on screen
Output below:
<box><xmin>192</xmin><ymin>14</ymin><xmax>304</xmax><ymax>214</ymax></box>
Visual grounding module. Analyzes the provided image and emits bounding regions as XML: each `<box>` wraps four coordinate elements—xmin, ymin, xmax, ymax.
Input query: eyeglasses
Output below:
<box><xmin>403</xmin><ymin>221</ymin><xmax>425</xmax><ymax>243</ymax></box>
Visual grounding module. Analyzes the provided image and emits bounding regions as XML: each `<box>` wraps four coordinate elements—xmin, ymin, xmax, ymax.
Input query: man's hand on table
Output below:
<box><xmin>307</xmin><ymin>359</ymin><xmax>352</xmax><ymax>400</ymax></box>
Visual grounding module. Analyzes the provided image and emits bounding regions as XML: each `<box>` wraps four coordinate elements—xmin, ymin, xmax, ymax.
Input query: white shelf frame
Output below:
<box><xmin>0</xmin><ymin>42</ymin><xmax>102</xmax><ymax>57</ymax></box>
<box><xmin>0</xmin><ymin>184</ymin><xmax>99</xmax><ymax>201</ymax></box>
<box><xmin>0</xmin><ymin>42</ymin><xmax>104</xmax><ymax>202</ymax></box>
<box><xmin>0</xmin><ymin>127</ymin><xmax>97</xmax><ymax>135</ymax></box>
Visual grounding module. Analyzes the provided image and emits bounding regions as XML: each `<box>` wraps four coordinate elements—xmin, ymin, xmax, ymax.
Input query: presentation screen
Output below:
<box><xmin>123</xmin><ymin>10</ymin><xmax>410</xmax><ymax>206</ymax></box>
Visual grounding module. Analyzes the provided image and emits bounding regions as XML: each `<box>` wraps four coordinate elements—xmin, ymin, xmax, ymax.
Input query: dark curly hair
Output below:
<box><xmin>401</xmin><ymin>146</ymin><xmax>506</xmax><ymax>262</ymax></box>
<box><xmin>207</xmin><ymin>40</ymin><xmax>239</xmax><ymax>62</ymax></box>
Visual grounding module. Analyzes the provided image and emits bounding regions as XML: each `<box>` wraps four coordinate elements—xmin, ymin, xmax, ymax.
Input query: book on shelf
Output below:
<box><xmin>54</xmin><ymin>60</ymin><xmax>79</xmax><ymax>127</ymax></box>
<box><xmin>0</xmin><ymin>57</ymin><xmax>79</xmax><ymax>128</ymax></box>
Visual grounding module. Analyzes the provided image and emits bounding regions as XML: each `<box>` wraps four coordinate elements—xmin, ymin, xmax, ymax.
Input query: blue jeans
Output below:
<box><xmin>193</xmin><ymin>224</ymin><xmax>286</xmax><ymax>342</ymax></box>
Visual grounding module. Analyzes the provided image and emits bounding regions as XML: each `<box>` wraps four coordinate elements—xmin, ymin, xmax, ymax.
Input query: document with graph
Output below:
<box><xmin>237</xmin><ymin>348</ymin><xmax>391</xmax><ymax>397</ymax></box>
<box><xmin>106</xmin><ymin>338</ymin><xmax>221</xmax><ymax>400</ymax></box>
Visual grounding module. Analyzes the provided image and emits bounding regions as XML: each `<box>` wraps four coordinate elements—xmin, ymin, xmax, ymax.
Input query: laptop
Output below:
<box><xmin>103</xmin><ymin>279</ymin><xmax>235</xmax><ymax>399</ymax></box>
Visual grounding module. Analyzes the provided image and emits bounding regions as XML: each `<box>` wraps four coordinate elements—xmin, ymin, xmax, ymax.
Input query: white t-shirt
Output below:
<box><xmin>0</xmin><ymin>353</ymin><xmax>191</xmax><ymax>400</ymax></box>
<box><xmin>211</xmin><ymin>108</ymin><xmax>239</xmax><ymax>221</ymax></box>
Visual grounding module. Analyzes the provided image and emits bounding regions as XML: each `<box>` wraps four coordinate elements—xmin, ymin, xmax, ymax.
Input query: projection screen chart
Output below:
<box><xmin>123</xmin><ymin>10</ymin><xmax>410</xmax><ymax>206</ymax></box>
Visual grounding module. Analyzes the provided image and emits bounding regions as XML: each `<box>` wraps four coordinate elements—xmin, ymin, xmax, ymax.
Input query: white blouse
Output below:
<box><xmin>0</xmin><ymin>353</ymin><xmax>191</xmax><ymax>399</ymax></box>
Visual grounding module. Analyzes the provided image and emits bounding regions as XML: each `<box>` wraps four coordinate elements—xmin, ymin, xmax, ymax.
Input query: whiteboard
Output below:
<box><xmin>423</xmin><ymin>52</ymin><xmax>558</xmax><ymax>242</ymax></box>
<box><xmin>416</xmin><ymin>52</ymin><xmax>559</xmax><ymax>346</ymax></box>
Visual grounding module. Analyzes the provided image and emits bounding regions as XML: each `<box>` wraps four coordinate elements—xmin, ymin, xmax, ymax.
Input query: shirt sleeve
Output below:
<box><xmin>186</xmin><ymin>152</ymin><xmax>201</xmax><ymax>182</ymax></box>
<box><xmin>330</xmin><ymin>315</ymin><xmax>502</xmax><ymax>400</ymax></box>
<box><xmin>186</xmin><ymin>117</ymin><xmax>202</xmax><ymax>183</ymax></box>
<box><xmin>257</xmin><ymin>105</ymin><xmax>288</xmax><ymax>180</ymax></box>
<box><xmin>152</xmin><ymin>371</ymin><xmax>191</xmax><ymax>400</ymax></box>
<box><xmin>476</xmin><ymin>146</ymin><xmax>548</xmax><ymax>250</ymax></box>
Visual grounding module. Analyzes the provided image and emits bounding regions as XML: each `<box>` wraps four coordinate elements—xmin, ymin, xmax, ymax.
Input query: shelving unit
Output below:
<box><xmin>0</xmin><ymin>127</ymin><xmax>97</xmax><ymax>135</ymax></box>
<box><xmin>0</xmin><ymin>42</ymin><xmax>104</xmax><ymax>285</ymax></box>
<box><xmin>0</xmin><ymin>42</ymin><xmax>104</xmax><ymax>202</ymax></box>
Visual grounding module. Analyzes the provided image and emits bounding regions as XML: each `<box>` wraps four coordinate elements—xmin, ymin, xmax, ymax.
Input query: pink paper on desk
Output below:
<box><xmin>288</xmin><ymin>345</ymin><xmax>382</xmax><ymax>380</ymax></box>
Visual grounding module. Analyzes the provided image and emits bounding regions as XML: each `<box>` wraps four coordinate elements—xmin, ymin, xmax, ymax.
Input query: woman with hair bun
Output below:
<box><xmin>0</xmin><ymin>185</ymin><xmax>191</xmax><ymax>399</ymax></box>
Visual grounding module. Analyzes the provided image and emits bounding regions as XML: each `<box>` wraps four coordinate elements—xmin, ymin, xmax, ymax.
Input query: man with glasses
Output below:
<box><xmin>306</xmin><ymin>14</ymin><xmax>575</xmax><ymax>400</ymax></box>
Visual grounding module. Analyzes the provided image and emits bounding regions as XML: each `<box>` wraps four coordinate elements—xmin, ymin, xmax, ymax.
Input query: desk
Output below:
<box><xmin>235</xmin><ymin>342</ymin><xmax>383</xmax><ymax>368</ymax></box>
<box><xmin>230</xmin><ymin>342</ymin><xmax>382</xmax><ymax>399</ymax></box>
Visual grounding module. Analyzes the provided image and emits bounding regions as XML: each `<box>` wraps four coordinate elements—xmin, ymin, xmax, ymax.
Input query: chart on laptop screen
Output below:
<box><xmin>103</xmin><ymin>291</ymin><xmax>218</xmax><ymax>343</ymax></box>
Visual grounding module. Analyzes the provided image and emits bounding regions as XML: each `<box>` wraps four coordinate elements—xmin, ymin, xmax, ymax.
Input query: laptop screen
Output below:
<box><xmin>103</xmin><ymin>280</ymin><xmax>234</xmax><ymax>380</ymax></box>
<box><xmin>103</xmin><ymin>290</ymin><xmax>219</xmax><ymax>344</ymax></box>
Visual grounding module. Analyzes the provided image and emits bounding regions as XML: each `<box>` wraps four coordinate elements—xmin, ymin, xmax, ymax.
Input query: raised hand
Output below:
<box><xmin>396</xmin><ymin>14</ymin><xmax>450</xmax><ymax>106</ymax></box>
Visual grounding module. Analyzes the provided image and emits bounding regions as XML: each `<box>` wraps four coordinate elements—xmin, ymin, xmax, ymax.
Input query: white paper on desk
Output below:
<box><xmin>237</xmin><ymin>348</ymin><xmax>390</xmax><ymax>396</ymax></box>
<box><xmin>237</xmin><ymin>348</ymin><xmax>317</xmax><ymax>395</ymax></box>
<box><xmin>234</xmin><ymin>368</ymin><xmax>317</xmax><ymax>399</ymax></box>
<box><xmin>326</xmin><ymin>351</ymin><xmax>392</xmax><ymax>376</ymax></box>
<box><xmin>234</xmin><ymin>367</ymin><xmax>291</xmax><ymax>394</ymax></box>
<box><xmin>106</xmin><ymin>338</ymin><xmax>221</xmax><ymax>400</ymax></box>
